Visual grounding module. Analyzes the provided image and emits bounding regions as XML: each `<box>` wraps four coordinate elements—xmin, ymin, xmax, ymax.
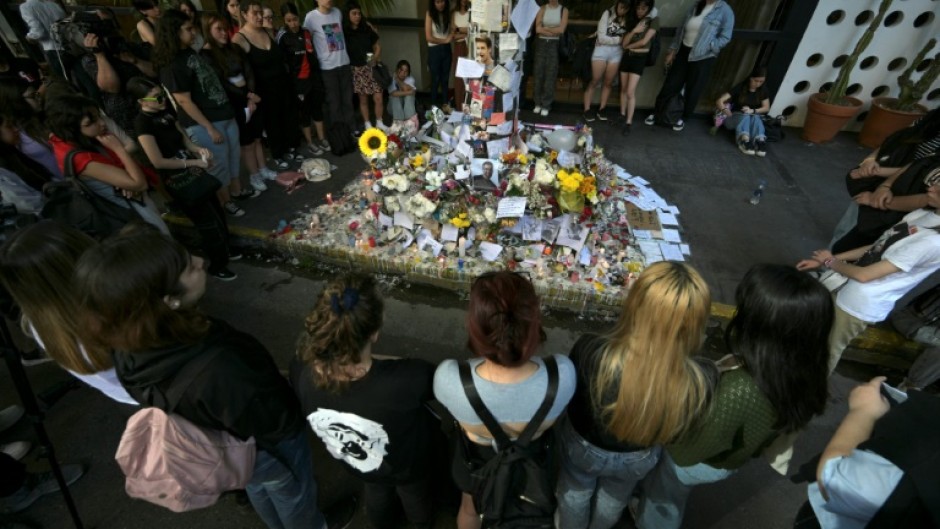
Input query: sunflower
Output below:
<box><xmin>358</xmin><ymin>128</ymin><xmax>388</xmax><ymax>158</ymax></box>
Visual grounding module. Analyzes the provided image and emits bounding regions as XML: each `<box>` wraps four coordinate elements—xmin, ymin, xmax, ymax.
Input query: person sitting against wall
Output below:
<box><xmin>714</xmin><ymin>66</ymin><xmax>771</xmax><ymax>157</ymax></box>
<box><xmin>832</xmin><ymin>108</ymin><xmax>940</xmax><ymax>253</ymax></box>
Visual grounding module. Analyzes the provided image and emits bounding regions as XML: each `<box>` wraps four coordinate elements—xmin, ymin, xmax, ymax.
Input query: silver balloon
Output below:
<box><xmin>547</xmin><ymin>129</ymin><xmax>577</xmax><ymax>152</ymax></box>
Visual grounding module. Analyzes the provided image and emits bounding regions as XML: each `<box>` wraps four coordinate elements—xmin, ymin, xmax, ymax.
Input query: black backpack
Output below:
<box><xmin>457</xmin><ymin>357</ymin><xmax>559</xmax><ymax>529</ymax></box>
<box><xmin>40</xmin><ymin>150</ymin><xmax>141</xmax><ymax>239</ymax></box>
<box><xmin>655</xmin><ymin>92</ymin><xmax>684</xmax><ymax>127</ymax></box>
<box><xmin>327</xmin><ymin>122</ymin><xmax>357</xmax><ymax>156</ymax></box>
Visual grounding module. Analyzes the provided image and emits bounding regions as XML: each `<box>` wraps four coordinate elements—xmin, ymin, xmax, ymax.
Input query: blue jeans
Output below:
<box><xmin>635</xmin><ymin>452</ymin><xmax>735</xmax><ymax>529</ymax></box>
<box><xmin>724</xmin><ymin>113</ymin><xmax>766</xmax><ymax>141</ymax></box>
<box><xmin>186</xmin><ymin>119</ymin><xmax>240</xmax><ymax>186</ymax></box>
<box><xmin>556</xmin><ymin>418</ymin><xmax>661</xmax><ymax>529</ymax></box>
<box><xmin>245</xmin><ymin>432</ymin><xmax>325</xmax><ymax>529</ymax></box>
<box><xmin>427</xmin><ymin>44</ymin><xmax>451</xmax><ymax>106</ymax></box>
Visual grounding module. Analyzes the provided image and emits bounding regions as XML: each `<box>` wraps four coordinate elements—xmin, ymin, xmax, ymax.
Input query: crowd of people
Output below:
<box><xmin>2</xmin><ymin>1</ymin><xmax>940</xmax><ymax>529</ymax></box>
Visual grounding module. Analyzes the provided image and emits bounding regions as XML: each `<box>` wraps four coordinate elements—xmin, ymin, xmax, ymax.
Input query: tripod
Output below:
<box><xmin>0</xmin><ymin>318</ymin><xmax>84</xmax><ymax>529</ymax></box>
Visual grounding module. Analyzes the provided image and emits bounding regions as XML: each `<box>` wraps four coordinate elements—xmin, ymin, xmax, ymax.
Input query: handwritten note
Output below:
<box><xmin>496</xmin><ymin>197</ymin><xmax>527</xmax><ymax>218</ymax></box>
<box><xmin>479</xmin><ymin>241</ymin><xmax>503</xmax><ymax>261</ymax></box>
<box><xmin>455</xmin><ymin>57</ymin><xmax>484</xmax><ymax>78</ymax></box>
<box><xmin>440</xmin><ymin>223</ymin><xmax>459</xmax><ymax>242</ymax></box>
<box><xmin>393</xmin><ymin>211</ymin><xmax>414</xmax><ymax>229</ymax></box>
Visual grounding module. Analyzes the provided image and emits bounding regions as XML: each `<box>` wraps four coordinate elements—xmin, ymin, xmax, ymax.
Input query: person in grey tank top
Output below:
<box><xmin>532</xmin><ymin>0</ymin><xmax>568</xmax><ymax>118</ymax></box>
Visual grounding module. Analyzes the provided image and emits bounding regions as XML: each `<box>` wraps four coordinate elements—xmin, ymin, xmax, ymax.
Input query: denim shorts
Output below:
<box><xmin>592</xmin><ymin>44</ymin><xmax>623</xmax><ymax>64</ymax></box>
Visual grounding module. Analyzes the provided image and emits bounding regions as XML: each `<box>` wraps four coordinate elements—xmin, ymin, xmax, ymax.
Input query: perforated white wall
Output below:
<box><xmin>770</xmin><ymin>0</ymin><xmax>940</xmax><ymax>130</ymax></box>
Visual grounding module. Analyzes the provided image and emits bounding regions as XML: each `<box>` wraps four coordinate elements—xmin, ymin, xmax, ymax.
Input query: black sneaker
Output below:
<box><xmin>233</xmin><ymin>188</ymin><xmax>261</xmax><ymax>201</ymax></box>
<box><xmin>582</xmin><ymin>111</ymin><xmax>595</xmax><ymax>123</ymax></box>
<box><xmin>596</xmin><ymin>109</ymin><xmax>608</xmax><ymax>121</ymax></box>
<box><xmin>20</xmin><ymin>348</ymin><xmax>53</xmax><ymax>367</ymax></box>
<box><xmin>324</xmin><ymin>496</ymin><xmax>358</xmax><ymax>529</ymax></box>
<box><xmin>621</xmin><ymin>122</ymin><xmax>631</xmax><ymax>136</ymax></box>
<box><xmin>223</xmin><ymin>201</ymin><xmax>245</xmax><ymax>217</ymax></box>
<box><xmin>738</xmin><ymin>137</ymin><xmax>755</xmax><ymax>156</ymax></box>
<box><xmin>208</xmin><ymin>268</ymin><xmax>238</xmax><ymax>281</ymax></box>
<box><xmin>755</xmin><ymin>140</ymin><xmax>767</xmax><ymax>157</ymax></box>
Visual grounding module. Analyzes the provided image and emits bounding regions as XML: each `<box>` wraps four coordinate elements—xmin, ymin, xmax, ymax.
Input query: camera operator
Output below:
<box><xmin>80</xmin><ymin>31</ymin><xmax>155</xmax><ymax>138</ymax></box>
<box><xmin>19</xmin><ymin>0</ymin><xmax>67</xmax><ymax>79</ymax></box>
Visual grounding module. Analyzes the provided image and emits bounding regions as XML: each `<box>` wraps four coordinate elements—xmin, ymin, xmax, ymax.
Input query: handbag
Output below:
<box><xmin>372</xmin><ymin>61</ymin><xmax>393</xmax><ymax>92</ymax></box>
<box><xmin>163</xmin><ymin>164</ymin><xmax>221</xmax><ymax>207</ymax></box>
<box><xmin>40</xmin><ymin>150</ymin><xmax>142</xmax><ymax>239</ymax></box>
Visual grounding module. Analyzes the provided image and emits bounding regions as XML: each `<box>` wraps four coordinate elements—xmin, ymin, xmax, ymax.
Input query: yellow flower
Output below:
<box><xmin>358</xmin><ymin>128</ymin><xmax>387</xmax><ymax>158</ymax></box>
<box><xmin>549</xmin><ymin>150</ymin><xmax>558</xmax><ymax>163</ymax></box>
<box><xmin>412</xmin><ymin>154</ymin><xmax>425</xmax><ymax>168</ymax></box>
<box><xmin>518</xmin><ymin>153</ymin><xmax>528</xmax><ymax>165</ymax></box>
<box><xmin>450</xmin><ymin>214</ymin><xmax>471</xmax><ymax>228</ymax></box>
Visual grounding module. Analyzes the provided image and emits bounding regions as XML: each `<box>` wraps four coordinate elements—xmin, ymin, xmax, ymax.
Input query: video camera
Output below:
<box><xmin>51</xmin><ymin>11</ymin><xmax>144</xmax><ymax>59</ymax></box>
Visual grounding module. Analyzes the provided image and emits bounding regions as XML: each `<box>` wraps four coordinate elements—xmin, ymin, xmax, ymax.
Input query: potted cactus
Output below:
<box><xmin>802</xmin><ymin>0</ymin><xmax>892</xmax><ymax>144</ymax></box>
<box><xmin>858</xmin><ymin>38</ymin><xmax>940</xmax><ymax>148</ymax></box>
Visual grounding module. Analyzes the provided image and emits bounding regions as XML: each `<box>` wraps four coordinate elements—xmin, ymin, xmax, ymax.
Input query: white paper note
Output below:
<box><xmin>401</xmin><ymin>230</ymin><xmax>414</xmax><ymax>249</ymax></box>
<box><xmin>440</xmin><ymin>223</ymin><xmax>459</xmax><ymax>242</ymax></box>
<box><xmin>378</xmin><ymin>213</ymin><xmax>393</xmax><ymax>228</ymax></box>
<box><xmin>658</xmin><ymin>210</ymin><xmax>679</xmax><ymax>226</ymax></box>
<box><xmin>455</xmin><ymin>57</ymin><xmax>485</xmax><ymax>78</ymax></box>
<box><xmin>488</xmin><ymin>65</ymin><xmax>512</xmax><ymax>92</ymax></box>
<box><xmin>448</xmin><ymin>111</ymin><xmax>465</xmax><ymax>123</ymax></box>
<box><xmin>680</xmin><ymin>243</ymin><xmax>691</xmax><ymax>256</ymax></box>
<box><xmin>393</xmin><ymin>211</ymin><xmax>414</xmax><ymax>229</ymax></box>
<box><xmin>502</xmin><ymin>93</ymin><xmax>515</xmax><ymax>112</ymax></box>
<box><xmin>496</xmin><ymin>197</ymin><xmax>527</xmax><ymax>218</ymax></box>
<box><xmin>521</xmin><ymin>215</ymin><xmax>541</xmax><ymax>241</ymax></box>
<box><xmin>660</xmin><ymin>228</ymin><xmax>681</xmax><ymax>243</ymax></box>
<box><xmin>479</xmin><ymin>241</ymin><xmax>503</xmax><ymax>261</ymax></box>
<box><xmin>427</xmin><ymin>238</ymin><xmax>444</xmax><ymax>257</ymax></box>
<box><xmin>659</xmin><ymin>242</ymin><xmax>685</xmax><ymax>261</ymax></box>
<box><xmin>510</xmin><ymin>0</ymin><xmax>539</xmax><ymax>37</ymax></box>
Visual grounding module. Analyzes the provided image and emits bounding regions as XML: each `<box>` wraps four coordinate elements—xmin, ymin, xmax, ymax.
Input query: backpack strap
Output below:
<box><xmin>163</xmin><ymin>350</ymin><xmax>225</xmax><ymax>412</ymax></box>
<box><xmin>458</xmin><ymin>356</ymin><xmax>559</xmax><ymax>450</ymax></box>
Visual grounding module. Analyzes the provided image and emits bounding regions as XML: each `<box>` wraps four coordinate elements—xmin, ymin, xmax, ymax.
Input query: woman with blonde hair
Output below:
<box><xmin>291</xmin><ymin>274</ymin><xmax>436</xmax><ymax>529</ymax></box>
<box><xmin>556</xmin><ymin>261</ymin><xmax>716</xmax><ymax>529</ymax></box>
<box><xmin>0</xmin><ymin>221</ymin><xmax>136</xmax><ymax>405</ymax></box>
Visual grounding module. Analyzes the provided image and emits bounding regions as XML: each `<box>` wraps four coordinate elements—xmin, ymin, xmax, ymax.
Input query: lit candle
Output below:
<box><xmin>458</xmin><ymin>237</ymin><xmax>466</xmax><ymax>258</ymax></box>
<box><xmin>325</xmin><ymin>193</ymin><xmax>333</xmax><ymax>205</ymax></box>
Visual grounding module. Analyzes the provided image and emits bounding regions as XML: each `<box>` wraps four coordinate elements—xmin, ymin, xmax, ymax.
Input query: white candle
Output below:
<box><xmin>458</xmin><ymin>237</ymin><xmax>466</xmax><ymax>258</ymax></box>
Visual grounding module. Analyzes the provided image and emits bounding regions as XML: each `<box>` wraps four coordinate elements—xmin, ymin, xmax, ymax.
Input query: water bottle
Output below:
<box><xmin>749</xmin><ymin>180</ymin><xmax>766</xmax><ymax>205</ymax></box>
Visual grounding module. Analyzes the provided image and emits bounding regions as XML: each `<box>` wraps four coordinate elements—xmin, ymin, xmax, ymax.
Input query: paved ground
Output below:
<box><xmin>0</xmin><ymin>108</ymin><xmax>922</xmax><ymax>529</ymax></box>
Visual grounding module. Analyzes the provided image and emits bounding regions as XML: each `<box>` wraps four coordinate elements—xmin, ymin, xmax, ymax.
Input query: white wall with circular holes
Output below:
<box><xmin>770</xmin><ymin>0</ymin><xmax>940</xmax><ymax>130</ymax></box>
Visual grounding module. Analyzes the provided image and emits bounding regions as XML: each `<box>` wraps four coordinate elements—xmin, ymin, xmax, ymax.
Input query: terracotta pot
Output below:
<box><xmin>858</xmin><ymin>97</ymin><xmax>928</xmax><ymax>149</ymax></box>
<box><xmin>801</xmin><ymin>93</ymin><xmax>863</xmax><ymax>144</ymax></box>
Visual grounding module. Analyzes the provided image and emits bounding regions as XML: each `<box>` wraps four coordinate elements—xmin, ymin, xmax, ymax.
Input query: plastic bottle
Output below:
<box><xmin>750</xmin><ymin>180</ymin><xmax>766</xmax><ymax>205</ymax></box>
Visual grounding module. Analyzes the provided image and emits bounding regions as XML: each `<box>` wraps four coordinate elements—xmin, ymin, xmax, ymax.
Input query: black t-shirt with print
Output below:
<box><xmin>345</xmin><ymin>24</ymin><xmax>378</xmax><ymax>66</ymax></box>
<box><xmin>160</xmin><ymin>48</ymin><xmax>234</xmax><ymax>128</ymax></box>
<box><xmin>728</xmin><ymin>83</ymin><xmax>767</xmax><ymax>111</ymax></box>
<box><xmin>289</xmin><ymin>356</ymin><xmax>436</xmax><ymax>485</ymax></box>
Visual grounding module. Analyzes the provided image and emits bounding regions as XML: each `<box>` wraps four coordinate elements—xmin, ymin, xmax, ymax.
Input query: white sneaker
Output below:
<box><xmin>533</xmin><ymin>105</ymin><xmax>542</xmax><ymax>114</ymax></box>
<box><xmin>644</xmin><ymin>114</ymin><xmax>656</xmax><ymax>126</ymax></box>
<box><xmin>249</xmin><ymin>173</ymin><xmax>268</xmax><ymax>192</ymax></box>
<box><xmin>672</xmin><ymin>119</ymin><xmax>685</xmax><ymax>132</ymax></box>
<box><xmin>259</xmin><ymin>167</ymin><xmax>278</xmax><ymax>180</ymax></box>
<box><xmin>1</xmin><ymin>441</ymin><xmax>31</xmax><ymax>461</ymax></box>
<box><xmin>364</xmin><ymin>120</ymin><xmax>373</xmax><ymax>130</ymax></box>
<box><xmin>376</xmin><ymin>121</ymin><xmax>389</xmax><ymax>132</ymax></box>
<box><xmin>540</xmin><ymin>108</ymin><xmax>549</xmax><ymax>117</ymax></box>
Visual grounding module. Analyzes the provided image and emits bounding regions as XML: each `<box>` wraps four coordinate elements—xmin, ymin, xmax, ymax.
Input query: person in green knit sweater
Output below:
<box><xmin>635</xmin><ymin>264</ymin><xmax>834</xmax><ymax>529</ymax></box>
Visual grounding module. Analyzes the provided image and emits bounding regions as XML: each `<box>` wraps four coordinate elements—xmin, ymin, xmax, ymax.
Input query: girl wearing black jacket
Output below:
<box><xmin>75</xmin><ymin>229</ymin><xmax>325</xmax><ymax>529</ymax></box>
<box><xmin>277</xmin><ymin>3</ymin><xmax>329</xmax><ymax>156</ymax></box>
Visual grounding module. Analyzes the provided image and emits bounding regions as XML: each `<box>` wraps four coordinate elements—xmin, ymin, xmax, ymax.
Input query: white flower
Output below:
<box><xmin>405</xmin><ymin>193</ymin><xmax>437</xmax><ymax>219</ymax></box>
<box><xmin>469</xmin><ymin>208</ymin><xmax>486</xmax><ymax>224</ymax></box>
<box><xmin>533</xmin><ymin>159</ymin><xmax>554</xmax><ymax>186</ymax></box>
<box><xmin>425</xmin><ymin>170</ymin><xmax>445</xmax><ymax>188</ymax></box>
<box><xmin>484</xmin><ymin>207</ymin><xmax>496</xmax><ymax>224</ymax></box>
<box><xmin>380</xmin><ymin>174</ymin><xmax>409</xmax><ymax>193</ymax></box>
<box><xmin>383</xmin><ymin>196</ymin><xmax>400</xmax><ymax>213</ymax></box>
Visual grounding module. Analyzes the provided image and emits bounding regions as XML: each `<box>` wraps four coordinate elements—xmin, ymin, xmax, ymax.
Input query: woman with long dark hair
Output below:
<box><xmin>46</xmin><ymin>93</ymin><xmax>169</xmax><ymax>233</ymax></box>
<box><xmin>153</xmin><ymin>9</ymin><xmax>248</xmax><ymax>217</ymax></box>
<box><xmin>277</xmin><ymin>2</ymin><xmax>329</xmax><ymax>155</ymax></box>
<box><xmin>636</xmin><ymin>264</ymin><xmax>832</xmax><ymax>529</ymax></box>
<box><xmin>232</xmin><ymin>0</ymin><xmax>301</xmax><ymax>170</ymax></box>
<box><xmin>644</xmin><ymin>0</ymin><xmax>734</xmax><ymax>131</ymax></box>
<box><xmin>133</xmin><ymin>0</ymin><xmax>161</xmax><ymax>46</ymax></box>
<box><xmin>583</xmin><ymin>0</ymin><xmax>628</xmax><ymax>122</ymax></box>
<box><xmin>291</xmin><ymin>274</ymin><xmax>436</xmax><ymax>529</ymax></box>
<box><xmin>618</xmin><ymin>0</ymin><xmax>658</xmax><ymax>135</ymax></box>
<box><xmin>434</xmin><ymin>271</ymin><xmax>577</xmax><ymax>529</ymax></box>
<box><xmin>178</xmin><ymin>0</ymin><xmax>205</xmax><ymax>50</ymax></box>
<box><xmin>344</xmin><ymin>1</ymin><xmax>384</xmax><ymax>131</ymax></box>
<box><xmin>557</xmin><ymin>261</ymin><xmax>716</xmax><ymax>529</ymax></box>
<box><xmin>202</xmin><ymin>13</ymin><xmax>272</xmax><ymax>192</ymax></box>
<box><xmin>425</xmin><ymin>0</ymin><xmax>452</xmax><ymax>108</ymax></box>
<box><xmin>76</xmin><ymin>229</ymin><xmax>328</xmax><ymax>529</ymax></box>
<box><xmin>222</xmin><ymin>0</ymin><xmax>242</xmax><ymax>37</ymax></box>
<box><xmin>450</xmin><ymin>0</ymin><xmax>470</xmax><ymax>110</ymax></box>
<box><xmin>128</xmin><ymin>76</ymin><xmax>239</xmax><ymax>281</ymax></box>
<box><xmin>715</xmin><ymin>66</ymin><xmax>771</xmax><ymax>156</ymax></box>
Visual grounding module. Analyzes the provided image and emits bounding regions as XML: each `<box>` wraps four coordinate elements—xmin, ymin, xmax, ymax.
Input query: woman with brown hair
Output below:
<box><xmin>0</xmin><ymin>221</ymin><xmax>136</xmax><ymax>405</ymax></box>
<box><xmin>291</xmin><ymin>274</ymin><xmax>436</xmax><ymax>529</ymax></box>
<box><xmin>75</xmin><ymin>229</ymin><xmax>327</xmax><ymax>529</ymax></box>
<box><xmin>434</xmin><ymin>271</ymin><xmax>577</xmax><ymax>529</ymax></box>
<box><xmin>557</xmin><ymin>261</ymin><xmax>716</xmax><ymax>529</ymax></box>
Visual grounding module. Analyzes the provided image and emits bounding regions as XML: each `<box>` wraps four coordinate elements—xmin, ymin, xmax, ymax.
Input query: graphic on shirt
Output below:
<box><xmin>186</xmin><ymin>53</ymin><xmax>228</xmax><ymax>107</ymax></box>
<box><xmin>857</xmin><ymin>219</ymin><xmax>940</xmax><ymax>267</ymax></box>
<box><xmin>307</xmin><ymin>408</ymin><xmax>388</xmax><ymax>472</ymax></box>
<box><xmin>322</xmin><ymin>23</ymin><xmax>346</xmax><ymax>52</ymax></box>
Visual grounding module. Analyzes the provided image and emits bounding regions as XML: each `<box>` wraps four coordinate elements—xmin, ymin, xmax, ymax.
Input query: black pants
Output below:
<box><xmin>363</xmin><ymin>476</ymin><xmax>434</xmax><ymax>529</ymax></box>
<box><xmin>654</xmin><ymin>45</ymin><xmax>717</xmax><ymax>120</ymax></box>
<box><xmin>258</xmin><ymin>78</ymin><xmax>301</xmax><ymax>159</ymax></box>
<box><xmin>179</xmin><ymin>197</ymin><xmax>230</xmax><ymax>274</ymax></box>
<box><xmin>0</xmin><ymin>452</ymin><xmax>25</xmax><ymax>497</ymax></box>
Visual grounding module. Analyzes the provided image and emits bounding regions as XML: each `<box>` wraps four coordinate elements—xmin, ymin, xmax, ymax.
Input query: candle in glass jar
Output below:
<box><xmin>326</xmin><ymin>193</ymin><xmax>333</xmax><ymax>205</ymax></box>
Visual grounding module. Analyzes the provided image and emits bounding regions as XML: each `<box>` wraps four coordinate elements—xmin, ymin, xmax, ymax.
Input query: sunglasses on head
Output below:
<box><xmin>140</xmin><ymin>93</ymin><xmax>166</xmax><ymax>103</ymax></box>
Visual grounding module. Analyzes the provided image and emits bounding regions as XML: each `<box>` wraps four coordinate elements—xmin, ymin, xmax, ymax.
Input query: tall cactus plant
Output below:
<box><xmin>895</xmin><ymin>39</ymin><xmax>940</xmax><ymax>111</ymax></box>
<box><xmin>824</xmin><ymin>0</ymin><xmax>893</xmax><ymax>105</ymax></box>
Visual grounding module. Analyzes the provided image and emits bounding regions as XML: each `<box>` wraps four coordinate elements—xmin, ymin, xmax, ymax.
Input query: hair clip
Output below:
<box><xmin>330</xmin><ymin>288</ymin><xmax>360</xmax><ymax>314</ymax></box>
